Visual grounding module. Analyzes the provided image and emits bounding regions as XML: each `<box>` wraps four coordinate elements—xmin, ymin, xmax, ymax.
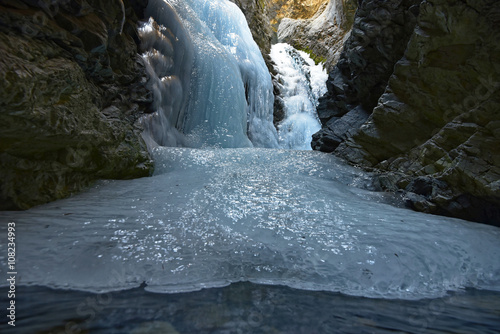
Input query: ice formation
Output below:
<box><xmin>139</xmin><ymin>0</ymin><xmax>278</xmax><ymax>148</ymax></box>
<box><xmin>1</xmin><ymin>148</ymin><xmax>499</xmax><ymax>300</ymax></box>
<box><xmin>271</xmin><ymin>43</ymin><xmax>327</xmax><ymax>149</ymax></box>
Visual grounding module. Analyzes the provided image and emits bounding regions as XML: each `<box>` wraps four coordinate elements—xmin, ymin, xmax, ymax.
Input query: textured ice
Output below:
<box><xmin>140</xmin><ymin>0</ymin><xmax>278</xmax><ymax>148</ymax></box>
<box><xmin>1</xmin><ymin>148</ymin><xmax>499</xmax><ymax>299</ymax></box>
<box><xmin>271</xmin><ymin>43</ymin><xmax>327</xmax><ymax>149</ymax></box>
<box><xmin>139</xmin><ymin>9</ymin><xmax>194</xmax><ymax>148</ymax></box>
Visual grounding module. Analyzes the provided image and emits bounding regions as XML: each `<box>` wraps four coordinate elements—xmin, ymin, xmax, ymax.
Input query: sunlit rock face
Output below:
<box><xmin>277</xmin><ymin>0</ymin><xmax>357</xmax><ymax>71</ymax></box>
<box><xmin>269</xmin><ymin>0</ymin><xmax>326</xmax><ymax>29</ymax></box>
<box><xmin>314</xmin><ymin>0</ymin><xmax>500</xmax><ymax>225</ymax></box>
<box><xmin>0</xmin><ymin>0</ymin><xmax>153</xmax><ymax>210</ymax></box>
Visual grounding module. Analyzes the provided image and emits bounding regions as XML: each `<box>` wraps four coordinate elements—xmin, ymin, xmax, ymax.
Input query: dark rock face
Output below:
<box><xmin>0</xmin><ymin>0</ymin><xmax>153</xmax><ymax>210</ymax></box>
<box><xmin>311</xmin><ymin>0</ymin><xmax>420</xmax><ymax>152</ymax></box>
<box><xmin>315</xmin><ymin>0</ymin><xmax>500</xmax><ymax>225</ymax></box>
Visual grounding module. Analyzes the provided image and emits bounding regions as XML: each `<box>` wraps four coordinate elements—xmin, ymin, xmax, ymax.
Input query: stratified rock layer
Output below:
<box><xmin>0</xmin><ymin>0</ymin><xmax>153</xmax><ymax>210</ymax></box>
<box><xmin>315</xmin><ymin>0</ymin><xmax>500</xmax><ymax>225</ymax></box>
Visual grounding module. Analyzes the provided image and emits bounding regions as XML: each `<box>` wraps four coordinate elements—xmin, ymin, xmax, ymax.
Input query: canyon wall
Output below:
<box><xmin>277</xmin><ymin>0</ymin><xmax>357</xmax><ymax>71</ymax></box>
<box><xmin>0</xmin><ymin>0</ymin><xmax>153</xmax><ymax>209</ymax></box>
<box><xmin>314</xmin><ymin>0</ymin><xmax>500</xmax><ymax>225</ymax></box>
<box><xmin>230</xmin><ymin>0</ymin><xmax>350</xmax><ymax>126</ymax></box>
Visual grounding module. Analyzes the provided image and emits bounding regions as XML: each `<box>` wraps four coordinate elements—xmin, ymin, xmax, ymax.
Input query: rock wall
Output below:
<box><xmin>311</xmin><ymin>0</ymin><xmax>420</xmax><ymax>152</ymax></box>
<box><xmin>314</xmin><ymin>0</ymin><xmax>500</xmax><ymax>225</ymax></box>
<box><xmin>268</xmin><ymin>0</ymin><xmax>326</xmax><ymax>33</ymax></box>
<box><xmin>277</xmin><ymin>0</ymin><xmax>357</xmax><ymax>71</ymax></box>
<box><xmin>0</xmin><ymin>0</ymin><xmax>153</xmax><ymax>210</ymax></box>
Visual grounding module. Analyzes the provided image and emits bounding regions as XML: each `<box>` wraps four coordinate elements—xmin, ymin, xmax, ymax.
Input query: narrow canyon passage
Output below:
<box><xmin>1</xmin><ymin>0</ymin><xmax>499</xmax><ymax>333</ymax></box>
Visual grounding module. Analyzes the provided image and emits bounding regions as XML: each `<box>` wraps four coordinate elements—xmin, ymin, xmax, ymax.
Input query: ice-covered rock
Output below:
<box><xmin>140</xmin><ymin>0</ymin><xmax>278</xmax><ymax>149</ymax></box>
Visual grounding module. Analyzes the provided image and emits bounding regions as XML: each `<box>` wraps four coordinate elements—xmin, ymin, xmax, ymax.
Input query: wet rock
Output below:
<box><xmin>311</xmin><ymin>105</ymin><xmax>370</xmax><ymax>152</ymax></box>
<box><xmin>328</xmin><ymin>0</ymin><xmax>500</xmax><ymax>225</ymax></box>
<box><xmin>0</xmin><ymin>0</ymin><xmax>153</xmax><ymax>210</ymax></box>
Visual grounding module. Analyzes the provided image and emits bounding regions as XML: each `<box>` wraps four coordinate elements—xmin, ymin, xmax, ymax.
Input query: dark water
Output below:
<box><xmin>2</xmin><ymin>283</ymin><xmax>499</xmax><ymax>333</ymax></box>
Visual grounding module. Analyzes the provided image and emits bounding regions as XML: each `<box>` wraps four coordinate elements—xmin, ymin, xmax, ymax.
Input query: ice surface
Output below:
<box><xmin>140</xmin><ymin>0</ymin><xmax>278</xmax><ymax>148</ymax></box>
<box><xmin>1</xmin><ymin>148</ymin><xmax>499</xmax><ymax>299</ymax></box>
<box><xmin>138</xmin><ymin>10</ymin><xmax>194</xmax><ymax>148</ymax></box>
<box><xmin>271</xmin><ymin>43</ymin><xmax>327</xmax><ymax>149</ymax></box>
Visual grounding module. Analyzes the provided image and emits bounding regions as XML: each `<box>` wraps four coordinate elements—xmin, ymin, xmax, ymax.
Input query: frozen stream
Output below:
<box><xmin>1</xmin><ymin>148</ymin><xmax>499</xmax><ymax>301</ymax></box>
<box><xmin>1</xmin><ymin>0</ymin><xmax>500</xmax><ymax>331</ymax></box>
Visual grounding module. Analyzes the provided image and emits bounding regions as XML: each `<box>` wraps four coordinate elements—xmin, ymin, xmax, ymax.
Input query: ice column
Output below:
<box><xmin>138</xmin><ymin>2</ymin><xmax>194</xmax><ymax>149</ymax></box>
<box><xmin>140</xmin><ymin>0</ymin><xmax>278</xmax><ymax>148</ymax></box>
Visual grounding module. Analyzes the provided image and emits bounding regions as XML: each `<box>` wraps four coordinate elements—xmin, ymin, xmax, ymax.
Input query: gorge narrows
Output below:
<box><xmin>0</xmin><ymin>0</ymin><xmax>499</xmax><ymax>333</ymax></box>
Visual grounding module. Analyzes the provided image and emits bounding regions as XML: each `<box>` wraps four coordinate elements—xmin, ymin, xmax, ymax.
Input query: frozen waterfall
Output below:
<box><xmin>2</xmin><ymin>0</ymin><xmax>500</xmax><ymax>332</ymax></box>
<box><xmin>139</xmin><ymin>0</ymin><xmax>278</xmax><ymax>149</ymax></box>
<box><xmin>271</xmin><ymin>43</ymin><xmax>327</xmax><ymax>150</ymax></box>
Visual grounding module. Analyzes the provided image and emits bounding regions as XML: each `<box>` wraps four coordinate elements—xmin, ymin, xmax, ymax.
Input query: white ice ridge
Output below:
<box><xmin>1</xmin><ymin>148</ymin><xmax>499</xmax><ymax>299</ymax></box>
<box><xmin>271</xmin><ymin>43</ymin><xmax>327</xmax><ymax>149</ymax></box>
<box><xmin>140</xmin><ymin>0</ymin><xmax>278</xmax><ymax>149</ymax></box>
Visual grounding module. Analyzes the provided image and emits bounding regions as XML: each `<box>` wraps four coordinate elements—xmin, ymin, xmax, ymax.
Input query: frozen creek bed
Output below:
<box><xmin>1</xmin><ymin>148</ymin><xmax>500</xmax><ymax>333</ymax></box>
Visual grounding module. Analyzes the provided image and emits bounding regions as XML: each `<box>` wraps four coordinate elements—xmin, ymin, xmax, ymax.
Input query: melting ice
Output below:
<box><xmin>1</xmin><ymin>148</ymin><xmax>499</xmax><ymax>300</ymax></box>
<box><xmin>271</xmin><ymin>43</ymin><xmax>327</xmax><ymax>150</ymax></box>
<box><xmin>139</xmin><ymin>0</ymin><xmax>278</xmax><ymax>148</ymax></box>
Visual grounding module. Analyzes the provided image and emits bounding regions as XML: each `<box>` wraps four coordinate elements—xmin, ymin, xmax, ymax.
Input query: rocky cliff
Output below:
<box><xmin>0</xmin><ymin>0</ymin><xmax>153</xmax><ymax>210</ymax></box>
<box><xmin>277</xmin><ymin>0</ymin><xmax>357</xmax><ymax>71</ymax></box>
<box><xmin>268</xmin><ymin>0</ymin><xmax>326</xmax><ymax>33</ymax></box>
<box><xmin>314</xmin><ymin>0</ymin><xmax>500</xmax><ymax>226</ymax></box>
<box><xmin>311</xmin><ymin>0</ymin><xmax>420</xmax><ymax>153</ymax></box>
